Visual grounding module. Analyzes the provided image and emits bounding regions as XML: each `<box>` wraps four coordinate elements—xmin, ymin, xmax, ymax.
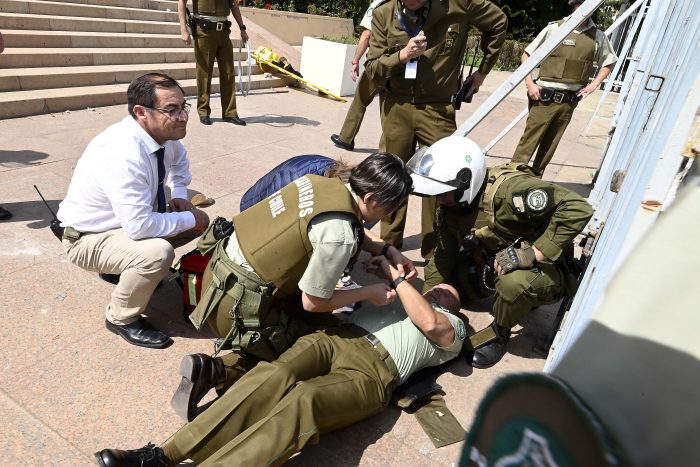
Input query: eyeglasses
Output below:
<box><xmin>145</xmin><ymin>102</ymin><xmax>191</xmax><ymax>119</ymax></box>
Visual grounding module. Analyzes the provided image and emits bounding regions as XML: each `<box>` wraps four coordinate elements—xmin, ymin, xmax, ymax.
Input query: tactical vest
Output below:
<box><xmin>193</xmin><ymin>0</ymin><xmax>231</xmax><ymax>17</ymax></box>
<box><xmin>234</xmin><ymin>175</ymin><xmax>364</xmax><ymax>295</ymax></box>
<box><xmin>473</xmin><ymin>163</ymin><xmax>538</xmax><ymax>251</ymax></box>
<box><xmin>539</xmin><ymin>21</ymin><xmax>598</xmax><ymax>86</ymax></box>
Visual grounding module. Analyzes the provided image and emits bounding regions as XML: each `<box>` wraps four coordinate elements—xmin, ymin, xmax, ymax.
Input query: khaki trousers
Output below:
<box><xmin>379</xmin><ymin>94</ymin><xmax>456</xmax><ymax>257</ymax></box>
<box><xmin>194</xmin><ymin>27</ymin><xmax>238</xmax><ymax>118</ymax></box>
<box><xmin>63</xmin><ymin>226</ymin><xmax>202</xmax><ymax>325</ymax></box>
<box><xmin>511</xmin><ymin>98</ymin><xmax>578</xmax><ymax>175</ymax></box>
<box><xmin>338</xmin><ymin>71</ymin><xmax>384</xmax><ymax>145</ymax></box>
<box><xmin>163</xmin><ymin>327</ymin><xmax>398</xmax><ymax>467</ymax></box>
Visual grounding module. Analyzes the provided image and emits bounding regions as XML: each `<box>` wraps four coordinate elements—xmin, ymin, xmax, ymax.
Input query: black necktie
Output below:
<box><xmin>155</xmin><ymin>147</ymin><xmax>166</xmax><ymax>213</ymax></box>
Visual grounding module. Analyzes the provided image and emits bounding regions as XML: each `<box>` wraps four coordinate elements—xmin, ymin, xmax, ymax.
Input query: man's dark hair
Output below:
<box><xmin>349</xmin><ymin>152</ymin><xmax>413</xmax><ymax>214</ymax></box>
<box><xmin>127</xmin><ymin>73</ymin><xmax>184</xmax><ymax>119</ymax></box>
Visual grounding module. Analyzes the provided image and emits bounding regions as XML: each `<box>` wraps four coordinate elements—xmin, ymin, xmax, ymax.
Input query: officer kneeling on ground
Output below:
<box><xmin>171</xmin><ymin>152</ymin><xmax>417</xmax><ymax>422</ymax></box>
<box><xmin>409</xmin><ymin>136</ymin><xmax>593</xmax><ymax>368</ymax></box>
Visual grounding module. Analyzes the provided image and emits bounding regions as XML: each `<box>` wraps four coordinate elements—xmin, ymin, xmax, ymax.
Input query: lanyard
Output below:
<box><xmin>395</xmin><ymin>0</ymin><xmax>431</xmax><ymax>38</ymax></box>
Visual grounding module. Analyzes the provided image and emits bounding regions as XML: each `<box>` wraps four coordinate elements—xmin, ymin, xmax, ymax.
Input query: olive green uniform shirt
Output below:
<box><xmin>425</xmin><ymin>165</ymin><xmax>594</xmax><ymax>289</ymax></box>
<box><xmin>364</xmin><ymin>0</ymin><xmax>508</xmax><ymax>104</ymax></box>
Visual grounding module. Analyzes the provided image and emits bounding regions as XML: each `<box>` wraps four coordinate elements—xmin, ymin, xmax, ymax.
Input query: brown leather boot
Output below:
<box><xmin>170</xmin><ymin>353</ymin><xmax>226</xmax><ymax>422</ymax></box>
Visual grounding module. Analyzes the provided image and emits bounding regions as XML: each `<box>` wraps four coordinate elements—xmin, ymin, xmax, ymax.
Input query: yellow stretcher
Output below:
<box><xmin>252</xmin><ymin>46</ymin><xmax>347</xmax><ymax>103</ymax></box>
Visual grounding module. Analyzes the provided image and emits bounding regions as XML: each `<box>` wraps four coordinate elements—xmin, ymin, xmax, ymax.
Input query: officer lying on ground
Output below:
<box><xmin>171</xmin><ymin>153</ymin><xmax>417</xmax><ymax>422</ymax></box>
<box><xmin>95</xmin><ymin>255</ymin><xmax>465</xmax><ymax>467</ymax></box>
<box><xmin>409</xmin><ymin>136</ymin><xmax>593</xmax><ymax>368</ymax></box>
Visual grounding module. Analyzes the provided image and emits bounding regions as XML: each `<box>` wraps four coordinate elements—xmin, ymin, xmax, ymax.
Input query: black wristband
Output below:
<box><xmin>239</xmin><ymin>24</ymin><xmax>246</xmax><ymax>30</ymax></box>
<box><xmin>381</xmin><ymin>243</ymin><xmax>392</xmax><ymax>257</ymax></box>
<box><xmin>390</xmin><ymin>275</ymin><xmax>407</xmax><ymax>290</ymax></box>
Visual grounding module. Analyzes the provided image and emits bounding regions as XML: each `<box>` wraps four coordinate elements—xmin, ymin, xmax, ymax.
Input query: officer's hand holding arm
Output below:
<box><xmin>385</xmin><ymin>245</ymin><xmax>417</xmax><ymax>280</ymax></box>
<box><xmin>399</xmin><ymin>31</ymin><xmax>427</xmax><ymax>64</ymax></box>
<box><xmin>370</xmin><ymin>256</ymin><xmax>455</xmax><ymax>346</ymax></box>
<box><xmin>177</xmin><ymin>0</ymin><xmax>192</xmax><ymax>46</ymax></box>
<box><xmin>301</xmin><ymin>284</ymin><xmax>396</xmax><ymax>312</ymax></box>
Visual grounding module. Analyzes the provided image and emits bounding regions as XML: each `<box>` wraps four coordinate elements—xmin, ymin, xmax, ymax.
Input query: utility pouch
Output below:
<box><xmin>190</xmin><ymin>239</ymin><xmax>299</xmax><ymax>361</ymax></box>
<box><xmin>539</xmin><ymin>87</ymin><xmax>555</xmax><ymax>102</ymax></box>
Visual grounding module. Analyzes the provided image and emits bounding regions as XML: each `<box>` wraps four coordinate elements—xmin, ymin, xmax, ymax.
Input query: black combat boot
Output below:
<box><xmin>171</xmin><ymin>353</ymin><xmax>226</xmax><ymax>422</ymax></box>
<box><xmin>472</xmin><ymin>322</ymin><xmax>511</xmax><ymax>369</ymax></box>
<box><xmin>94</xmin><ymin>443</ymin><xmax>170</xmax><ymax>467</ymax></box>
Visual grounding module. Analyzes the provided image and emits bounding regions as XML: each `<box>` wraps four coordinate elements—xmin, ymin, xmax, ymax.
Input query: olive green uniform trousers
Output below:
<box><xmin>194</xmin><ymin>27</ymin><xmax>238</xmax><ymax>118</ymax></box>
<box><xmin>379</xmin><ymin>94</ymin><xmax>456</xmax><ymax>257</ymax></box>
<box><xmin>511</xmin><ymin>98</ymin><xmax>578</xmax><ymax>175</ymax></box>
<box><xmin>338</xmin><ymin>72</ymin><xmax>384</xmax><ymax>145</ymax></box>
<box><xmin>163</xmin><ymin>327</ymin><xmax>398</xmax><ymax>467</ymax></box>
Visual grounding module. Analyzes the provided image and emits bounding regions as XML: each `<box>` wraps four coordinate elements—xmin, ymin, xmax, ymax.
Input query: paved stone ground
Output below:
<box><xmin>0</xmin><ymin>71</ymin><xmax>614</xmax><ymax>466</ymax></box>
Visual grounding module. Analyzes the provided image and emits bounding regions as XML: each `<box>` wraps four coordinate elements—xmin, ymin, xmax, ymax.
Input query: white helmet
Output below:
<box><xmin>408</xmin><ymin>136</ymin><xmax>487</xmax><ymax>204</ymax></box>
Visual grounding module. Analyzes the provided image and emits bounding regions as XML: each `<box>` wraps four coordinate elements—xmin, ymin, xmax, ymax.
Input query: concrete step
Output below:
<box><xmin>0</xmin><ymin>13</ymin><xmax>180</xmax><ymax>34</ymax></box>
<box><xmin>1</xmin><ymin>30</ymin><xmax>190</xmax><ymax>48</ymax></box>
<box><xmin>0</xmin><ymin>0</ymin><xmax>178</xmax><ymax>23</ymax></box>
<box><xmin>0</xmin><ymin>62</ymin><xmax>265</xmax><ymax>92</ymax></box>
<box><xmin>39</xmin><ymin>0</ymin><xmax>179</xmax><ymax>13</ymax></box>
<box><xmin>0</xmin><ymin>75</ymin><xmax>290</xmax><ymax>119</ymax></box>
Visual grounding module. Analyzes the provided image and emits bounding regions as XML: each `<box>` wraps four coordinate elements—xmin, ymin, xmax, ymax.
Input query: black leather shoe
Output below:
<box><xmin>222</xmin><ymin>116</ymin><xmax>246</xmax><ymax>126</ymax></box>
<box><xmin>171</xmin><ymin>353</ymin><xmax>226</xmax><ymax>422</ymax></box>
<box><xmin>98</xmin><ymin>273</ymin><xmax>121</xmax><ymax>285</ymax></box>
<box><xmin>105</xmin><ymin>318</ymin><xmax>173</xmax><ymax>349</ymax></box>
<box><xmin>95</xmin><ymin>442</ymin><xmax>170</xmax><ymax>467</ymax></box>
<box><xmin>472</xmin><ymin>323</ymin><xmax>511</xmax><ymax>369</ymax></box>
<box><xmin>330</xmin><ymin>134</ymin><xmax>354</xmax><ymax>151</ymax></box>
<box><xmin>199</xmin><ymin>116</ymin><xmax>212</xmax><ymax>125</ymax></box>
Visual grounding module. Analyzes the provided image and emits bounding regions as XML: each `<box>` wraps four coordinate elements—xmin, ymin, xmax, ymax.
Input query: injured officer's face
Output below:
<box><xmin>424</xmin><ymin>284</ymin><xmax>461</xmax><ymax>313</ymax></box>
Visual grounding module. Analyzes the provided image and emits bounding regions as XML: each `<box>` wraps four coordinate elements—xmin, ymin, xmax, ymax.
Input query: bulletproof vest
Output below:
<box><xmin>193</xmin><ymin>0</ymin><xmax>230</xmax><ymax>17</ymax></box>
<box><xmin>473</xmin><ymin>163</ymin><xmax>538</xmax><ymax>251</ymax></box>
<box><xmin>539</xmin><ymin>21</ymin><xmax>598</xmax><ymax>86</ymax></box>
<box><xmin>234</xmin><ymin>175</ymin><xmax>363</xmax><ymax>295</ymax></box>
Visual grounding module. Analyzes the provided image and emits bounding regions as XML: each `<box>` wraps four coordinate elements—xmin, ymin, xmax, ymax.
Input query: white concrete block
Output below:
<box><xmin>299</xmin><ymin>36</ymin><xmax>362</xmax><ymax>97</ymax></box>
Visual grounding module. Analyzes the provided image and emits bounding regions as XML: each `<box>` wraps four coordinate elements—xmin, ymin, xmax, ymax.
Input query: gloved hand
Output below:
<box><xmin>212</xmin><ymin>216</ymin><xmax>234</xmax><ymax>240</ymax></box>
<box><xmin>494</xmin><ymin>245</ymin><xmax>537</xmax><ymax>274</ymax></box>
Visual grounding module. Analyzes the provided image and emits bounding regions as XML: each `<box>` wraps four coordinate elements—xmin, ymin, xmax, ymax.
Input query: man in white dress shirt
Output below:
<box><xmin>57</xmin><ymin>73</ymin><xmax>209</xmax><ymax>349</ymax></box>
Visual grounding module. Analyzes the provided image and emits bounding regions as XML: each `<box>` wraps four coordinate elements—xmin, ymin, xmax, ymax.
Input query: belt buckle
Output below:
<box><xmin>553</xmin><ymin>92</ymin><xmax>564</xmax><ymax>104</ymax></box>
<box><xmin>216</xmin><ymin>22</ymin><xmax>223</xmax><ymax>31</ymax></box>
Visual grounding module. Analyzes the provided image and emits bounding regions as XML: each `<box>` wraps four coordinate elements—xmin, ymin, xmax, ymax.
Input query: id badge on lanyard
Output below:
<box><xmin>396</xmin><ymin>3</ymin><xmax>430</xmax><ymax>80</ymax></box>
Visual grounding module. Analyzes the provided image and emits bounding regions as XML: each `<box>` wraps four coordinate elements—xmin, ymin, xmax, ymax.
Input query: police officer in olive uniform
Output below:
<box><xmin>177</xmin><ymin>0</ymin><xmax>248</xmax><ymax>126</ymax></box>
<box><xmin>364</xmin><ymin>0</ymin><xmax>507</xmax><ymax>258</ymax></box>
<box><xmin>330</xmin><ymin>0</ymin><xmax>386</xmax><ymax>151</ymax></box>
<box><xmin>410</xmin><ymin>136</ymin><xmax>593</xmax><ymax>368</ymax></box>
<box><xmin>511</xmin><ymin>0</ymin><xmax>617</xmax><ymax>175</ymax></box>
<box><xmin>170</xmin><ymin>153</ymin><xmax>417</xmax><ymax>422</ymax></box>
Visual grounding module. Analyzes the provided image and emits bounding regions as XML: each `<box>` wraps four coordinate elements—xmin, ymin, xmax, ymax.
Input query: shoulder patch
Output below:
<box><xmin>455</xmin><ymin>318</ymin><xmax>466</xmax><ymax>341</ymax></box>
<box><xmin>526</xmin><ymin>189</ymin><xmax>549</xmax><ymax>212</ymax></box>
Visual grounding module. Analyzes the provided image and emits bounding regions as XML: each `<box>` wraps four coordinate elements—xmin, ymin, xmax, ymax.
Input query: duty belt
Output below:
<box><xmin>364</xmin><ymin>332</ymin><xmax>400</xmax><ymax>387</ymax></box>
<box><xmin>195</xmin><ymin>17</ymin><xmax>232</xmax><ymax>31</ymax></box>
<box><xmin>538</xmin><ymin>87</ymin><xmax>580</xmax><ymax>104</ymax></box>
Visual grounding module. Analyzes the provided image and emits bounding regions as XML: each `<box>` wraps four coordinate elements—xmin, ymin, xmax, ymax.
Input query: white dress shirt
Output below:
<box><xmin>57</xmin><ymin>116</ymin><xmax>196</xmax><ymax>239</ymax></box>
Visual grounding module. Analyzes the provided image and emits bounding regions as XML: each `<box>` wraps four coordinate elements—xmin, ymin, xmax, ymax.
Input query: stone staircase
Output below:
<box><xmin>0</xmin><ymin>0</ymin><xmax>288</xmax><ymax>119</ymax></box>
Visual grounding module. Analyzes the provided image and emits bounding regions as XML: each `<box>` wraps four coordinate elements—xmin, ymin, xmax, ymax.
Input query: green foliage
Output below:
<box><xmin>465</xmin><ymin>35</ymin><xmax>525</xmax><ymax>72</ymax></box>
<box><xmin>317</xmin><ymin>35</ymin><xmax>360</xmax><ymax>45</ymax></box>
<box><xmin>248</xmin><ymin>0</ymin><xmax>624</xmax><ymax>43</ymax></box>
